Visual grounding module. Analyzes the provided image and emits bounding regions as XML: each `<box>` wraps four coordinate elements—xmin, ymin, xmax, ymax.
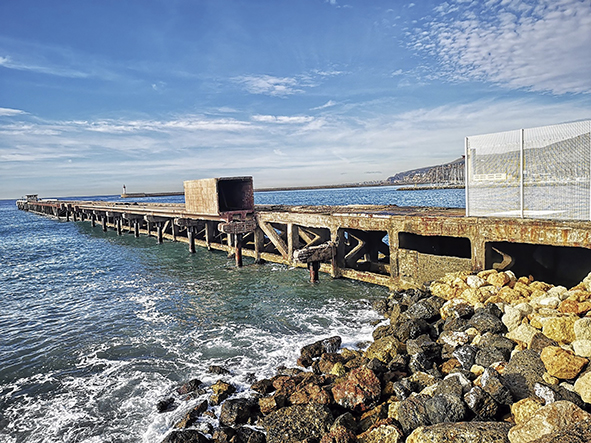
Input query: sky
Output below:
<box><xmin>1</xmin><ymin>0</ymin><xmax>590</xmax><ymax>198</ymax></box>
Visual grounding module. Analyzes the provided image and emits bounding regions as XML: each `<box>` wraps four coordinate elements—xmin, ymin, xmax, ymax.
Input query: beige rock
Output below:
<box><xmin>478</xmin><ymin>269</ymin><xmax>498</xmax><ymax>279</ymax></box>
<box><xmin>583</xmin><ymin>271</ymin><xmax>591</xmax><ymax>292</ymax></box>
<box><xmin>407</xmin><ymin>422</ymin><xmax>512</xmax><ymax>443</ymax></box>
<box><xmin>573</xmin><ymin>340</ymin><xmax>591</xmax><ymax>358</ymax></box>
<box><xmin>503</xmin><ymin>305</ymin><xmax>524</xmax><ymax>331</ymax></box>
<box><xmin>357</xmin><ymin>420</ymin><xmax>403</xmax><ymax>443</ymax></box>
<box><xmin>546</xmin><ymin>285</ymin><xmax>568</xmax><ymax>300</ymax></box>
<box><xmin>461</xmin><ymin>288</ymin><xmax>488</xmax><ymax>305</ymax></box>
<box><xmin>387</xmin><ymin>401</ymin><xmax>401</xmax><ymax>420</ymax></box>
<box><xmin>439</xmin><ymin>299</ymin><xmax>472</xmax><ymax>320</ymax></box>
<box><xmin>498</xmin><ymin>286</ymin><xmax>524</xmax><ymax>304</ymax></box>
<box><xmin>470</xmin><ymin>364</ymin><xmax>485</xmax><ymax>377</ymax></box>
<box><xmin>574</xmin><ymin>371</ymin><xmax>591</xmax><ymax>404</ymax></box>
<box><xmin>540</xmin><ymin>346</ymin><xmax>588</xmax><ymax>379</ymax></box>
<box><xmin>429</xmin><ymin>282</ymin><xmax>455</xmax><ymax>300</ymax></box>
<box><xmin>508</xmin><ymin>401</ymin><xmax>591</xmax><ymax>443</ymax></box>
<box><xmin>515</xmin><ymin>302</ymin><xmax>533</xmax><ymax>316</ymax></box>
<box><xmin>330</xmin><ymin>362</ymin><xmax>346</xmax><ymax>377</ymax></box>
<box><xmin>530</xmin><ymin>281</ymin><xmax>553</xmax><ymax>292</ymax></box>
<box><xmin>507</xmin><ymin>323</ymin><xmax>539</xmax><ymax>347</ymax></box>
<box><xmin>511</xmin><ymin>397</ymin><xmax>544</xmax><ymax>425</ymax></box>
<box><xmin>487</xmin><ymin>271</ymin><xmax>511</xmax><ymax>287</ymax></box>
<box><xmin>542</xmin><ymin>372</ymin><xmax>559</xmax><ymax>385</ymax></box>
<box><xmin>531</xmin><ymin>296</ymin><xmax>561</xmax><ymax>310</ymax></box>
<box><xmin>574</xmin><ymin>317</ymin><xmax>591</xmax><ymax>341</ymax></box>
<box><xmin>514</xmin><ymin>282</ymin><xmax>533</xmax><ymax>298</ymax></box>
<box><xmin>542</xmin><ymin>315</ymin><xmax>577</xmax><ymax>343</ymax></box>
<box><xmin>467</xmin><ymin>275</ymin><xmax>487</xmax><ymax>289</ymax></box>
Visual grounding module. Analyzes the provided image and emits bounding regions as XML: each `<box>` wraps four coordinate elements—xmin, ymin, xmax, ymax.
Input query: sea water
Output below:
<box><xmin>0</xmin><ymin>186</ymin><xmax>464</xmax><ymax>443</ymax></box>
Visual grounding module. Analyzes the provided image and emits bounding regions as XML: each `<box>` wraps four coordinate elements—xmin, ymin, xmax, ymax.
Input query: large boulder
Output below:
<box><xmin>507</xmin><ymin>401</ymin><xmax>591</xmax><ymax>443</ymax></box>
<box><xmin>540</xmin><ymin>346</ymin><xmax>588</xmax><ymax>380</ymax></box>
<box><xmin>219</xmin><ymin>398</ymin><xmax>258</xmax><ymax>427</ymax></box>
<box><xmin>261</xmin><ymin>403</ymin><xmax>334</xmax><ymax>443</ymax></box>
<box><xmin>160</xmin><ymin>430</ymin><xmax>210</xmax><ymax>443</ymax></box>
<box><xmin>406</xmin><ymin>421</ymin><xmax>512</xmax><ymax>443</ymax></box>
<box><xmin>331</xmin><ymin>366</ymin><xmax>381</xmax><ymax>412</ymax></box>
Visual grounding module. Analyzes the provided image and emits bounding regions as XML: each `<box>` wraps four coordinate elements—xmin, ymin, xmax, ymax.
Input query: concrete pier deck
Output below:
<box><xmin>16</xmin><ymin>198</ymin><xmax>591</xmax><ymax>289</ymax></box>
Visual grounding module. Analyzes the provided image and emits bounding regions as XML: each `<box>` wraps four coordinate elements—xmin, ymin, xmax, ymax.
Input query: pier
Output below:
<box><xmin>16</xmin><ymin>178</ymin><xmax>591</xmax><ymax>289</ymax></box>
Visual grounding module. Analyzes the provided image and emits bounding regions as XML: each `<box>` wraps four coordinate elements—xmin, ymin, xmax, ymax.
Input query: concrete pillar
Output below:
<box><xmin>308</xmin><ymin>261</ymin><xmax>320</xmax><ymax>283</ymax></box>
<box><xmin>102</xmin><ymin>216</ymin><xmax>107</xmax><ymax>232</ymax></box>
<box><xmin>287</xmin><ymin>224</ymin><xmax>299</xmax><ymax>264</ymax></box>
<box><xmin>157</xmin><ymin>223</ymin><xmax>163</xmax><ymax>244</ymax></box>
<box><xmin>116</xmin><ymin>218</ymin><xmax>122</xmax><ymax>236</ymax></box>
<box><xmin>205</xmin><ymin>221</ymin><xmax>214</xmax><ymax>250</ymax></box>
<box><xmin>91</xmin><ymin>214</ymin><xmax>96</xmax><ymax>227</ymax></box>
<box><xmin>235</xmin><ymin>233</ymin><xmax>243</xmax><ymax>267</ymax></box>
<box><xmin>254</xmin><ymin>227</ymin><xmax>264</xmax><ymax>264</ymax></box>
<box><xmin>188</xmin><ymin>227</ymin><xmax>196</xmax><ymax>253</ymax></box>
<box><xmin>134</xmin><ymin>220</ymin><xmax>140</xmax><ymax>238</ymax></box>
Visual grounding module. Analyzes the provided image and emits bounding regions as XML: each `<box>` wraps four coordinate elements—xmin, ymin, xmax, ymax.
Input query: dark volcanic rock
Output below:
<box><xmin>407</xmin><ymin>334</ymin><xmax>441</xmax><ymax>358</ymax></box>
<box><xmin>261</xmin><ymin>403</ymin><xmax>334</xmax><ymax>443</ymax></box>
<box><xmin>219</xmin><ymin>398</ymin><xmax>258</xmax><ymax>427</ymax></box>
<box><xmin>475</xmin><ymin>346</ymin><xmax>509</xmax><ymax>367</ymax></box>
<box><xmin>464</xmin><ymin>386</ymin><xmax>499</xmax><ymax>420</ymax></box>
<box><xmin>156</xmin><ymin>397</ymin><xmax>176</xmax><ymax>413</ymax></box>
<box><xmin>174</xmin><ymin>401</ymin><xmax>208</xmax><ymax>429</ymax></box>
<box><xmin>176</xmin><ymin>378</ymin><xmax>202</xmax><ymax>395</ymax></box>
<box><xmin>319</xmin><ymin>425</ymin><xmax>356</xmax><ymax>443</ymax></box>
<box><xmin>529</xmin><ymin>332</ymin><xmax>559</xmax><ymax>354</ymax></box>
<box><xmin>424</xmin><ymin>393</ymin><xmax>466</xmax><ymax>424</ymax></box>
<box><xmin>160</xmin><ymin>430</ymin><xmax>210</xmax><ymax>443</ymax></box>
<box><xmin>208</xmin><ymin>365</ymin><xmax>230</xmax><ymax>375</ymax></box>
<box><xmin>467</xmin><ymin>312</ymin><xmax>506</xmax><ymax>334</ymax></box>
<box><xmin>408</xmin><ymin>352</ymin><xmax>437</xmax><ymax>374</ymax></box>
<box><xmin>300</xmin><ymin>336</ymin><xmax>342</xmax><ymax>360</ymax></box>
<box><xmin>331</xmin><ymin>366</ymin><xmax>381</xmax><ymax>412</ymax></box>
<box><xmin>433</xmin><ymin>376</ymin><xmax>465</xmax><ymax>398</ymax></box>
<box><xmin>397</xmin><ymin>394</ymin><xmax>431</xmax><ymax>435</ymax></box>
<box><xmin>251</xmin><ymin>379</ymin><xmax>275</xmax><ymax>395</ymax></box>
<box><xmin>406</xmin><ymin>421</ymin><xmax>512</xmax><ymax>442</ymax></box>
<box><xmin>443</xmin><ymin>317</ymin><xmax>470</xmax><ymax>332</ymax></box>
<box><xmin>406</xmin><ymin>299</ymin><xmax>439</xmax><ymax>321</ymax></box>
<box><xmin>236</xmin><ymin>426</ymin><xmax>266</xmax><ymax>443</ymax></box>
<box><xmin>480</xmin><ymin>368</ymin><xmax>513</xmax><ymax>406</ymax></box>
<box><xmin>504</xmin><ymin>350</ymin><xmax>546</xmax><ymax>400</ymax></box>
<box><xmin>394</xmin><ymin>318</ymin><xmax>431</xmax><ymax>342</ymax></box>
<box><xmin>453</xmin><ymin>345</ymin><xmax>478</xmax><ymax>370</ymax></box>
<box><xmin>533</xmin><ymin>382</ymin><xmax>585</xmax><ymax>408</ymax></box>
<box><xmin>478</xmin><ymin>333</ymin><xmax>515</xmax><ymax>360</ymax></box>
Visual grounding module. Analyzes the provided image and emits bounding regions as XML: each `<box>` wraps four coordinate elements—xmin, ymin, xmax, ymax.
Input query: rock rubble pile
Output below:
<box><xmin>159</xmin><ymin>269</ymin><xmax>591</xmax><ymax>443</ymax></box>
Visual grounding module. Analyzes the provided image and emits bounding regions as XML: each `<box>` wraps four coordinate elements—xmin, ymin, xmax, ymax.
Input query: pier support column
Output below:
<box><xmin>134</xmin><ymin>221</ymin><xmax>140</xmax><ymax>237</ymax></box>
<box><xmin>66</xmin><ymin>211</ymin><xmax>70</xmax><ymax>222</ymax></box>
<box><xmin>147</xmin><ymin>221</ymin><xmax>152</xmax><ymax>237</ymax></box>
<box><xmin>287</xmin><ymin>224</ymin><xmax>299</xmax><ymax>264</ymax></box>
<box><xmin>102</xmin><ymin>216</ymin><xmax>107</xmax><ymax>232</ymax></box>
<box><xmin>205</xmin><ymin>221</ymin><xmax>214</xmax><ymax>250</ymax></box>
<box><xmin>254</xmin><ymin>227</ymin><xmax>264</xmax><ymax>264</ymax></box>
<box><xmin>235</xmin><ymin>234</ymin><xmax>243</xmax><ymax>267</ymax></box>
<box><xmin>308</xmin><ymin>261</ymin><xmax>320</xmax><ymax>283</ymax></box>
<box><xmin>91</xmin><ymin>213</ymin><xmax>96</xmax><ymax>227</ymax></box>
<box><xmin>73</xmin><ymin>211</ymin><xmax>78</xmax><ymax>222</ymax></box>
<box><xmin>188</xmin><ymin>227</ymin><xmax>196</xmax><ymax>253</ymax></box>
<box><xmin>227</xmin><ymin>234</ymin><xmax>234</xmax><ymax>258</ymax></box>
<box><xmin>157</xmin><ymin>223</ymin><xmax>163</xmax><ymax>244</ymax></box>
<box><xmin>172</xmin><ymin>223</ymin><xmax>178</xmax><ymax>242</ymax></box>
<box><xmin>116</xmin><ymin>218</ymin><xmax>122</xmax><ymax>236</ymax></box>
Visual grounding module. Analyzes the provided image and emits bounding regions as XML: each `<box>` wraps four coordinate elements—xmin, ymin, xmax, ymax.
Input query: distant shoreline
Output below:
<box><xmin>119</xmin><ymin>182</ymin><xmax>464</xmax><ymax>198</ymax></box>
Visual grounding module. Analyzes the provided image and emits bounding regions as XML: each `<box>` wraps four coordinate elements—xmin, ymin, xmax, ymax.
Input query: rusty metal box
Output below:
<box><xmin>184</xmin><ymin>177</ymin><xmax>254</xmax><ymax>216</ymax></box>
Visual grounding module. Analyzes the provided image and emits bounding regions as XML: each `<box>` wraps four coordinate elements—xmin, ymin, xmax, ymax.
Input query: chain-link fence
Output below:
<box><xmin>466</xmin><ymin>120</ymin><xmax>591</xmax><ymax>220</ymax></box>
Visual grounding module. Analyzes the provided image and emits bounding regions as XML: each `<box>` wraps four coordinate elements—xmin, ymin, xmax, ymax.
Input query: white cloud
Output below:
<box><xmin>234</xmin><ymin>75</ymin><xmax>303</xmax><ymax>97</ymax></box>
<box><xmin>252</xmin><ymin>115</ymin><xmax>314</xmax><ymax>124</ymax></box>
<box><xmin>0</xmin><ymin>107</ymin><xmax>27</xmax><ymax>116</ymax></box>
<box><xmin>1</xmin><ymin>98</ymin><xmax>588</xmax><ymax>196</ymax></box>
<box><xmin>311</xmin><ymin>100</ymin><xmax>337</xmax><ymax>110</ymax></box>
<box><xmin>414</xmin><ymin>0</ymin><xmax>591</xmax><ymax>94</ymax></box>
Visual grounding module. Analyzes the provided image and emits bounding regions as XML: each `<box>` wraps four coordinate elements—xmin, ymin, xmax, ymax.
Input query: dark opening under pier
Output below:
<box><xmin>16</xmin><ymin>177</ymin><xmax>591</xmax><ymax>289</ymax></box>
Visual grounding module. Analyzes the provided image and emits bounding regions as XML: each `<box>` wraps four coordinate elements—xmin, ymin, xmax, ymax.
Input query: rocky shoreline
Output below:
<box><xmin>158</xmin><ymin>269</ymin><xmax>591</xmax><ymax>443</ymax></box>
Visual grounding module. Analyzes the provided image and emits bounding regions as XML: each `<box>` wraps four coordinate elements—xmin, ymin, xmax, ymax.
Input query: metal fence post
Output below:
<box><xmin>520</xmin><ymin>128</ymin><xmax>525</xmax><ymax>219</ymax></box>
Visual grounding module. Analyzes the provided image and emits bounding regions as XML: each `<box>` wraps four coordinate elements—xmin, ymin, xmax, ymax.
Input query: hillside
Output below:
<box><xmin>386</xmin><ymin>157</ymin><xmax>465</xmax><ymax>185</ymax></box>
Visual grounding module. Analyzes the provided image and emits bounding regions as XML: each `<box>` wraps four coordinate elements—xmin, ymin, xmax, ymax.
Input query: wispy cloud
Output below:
<box><xmin>0</xmin><ymin>107</ymin><xmax>27</xmax><ymax>116</ymax></box>
<box><xmin>311</xmin><ymin>100</ymin><xmax>337</xmax><ymax>110</ymax></box>
<box><xmin>413</xmin><ymin>0</ymin><xmax>591</xmax><ymax>94</ymax></box>
<box><xmin>252</xmin><ymin>115</ymin><xmax>314</xmax><ymax>124</ymax></box>
<box><xmin>233</xmin><ymin>75</ymin><xmax>303</xmax><ymax>97</ymax></box>
<box><xmin>0</xmin><ymin>54</ymin><xmax>90</xmax><ymax>78</ymax></box>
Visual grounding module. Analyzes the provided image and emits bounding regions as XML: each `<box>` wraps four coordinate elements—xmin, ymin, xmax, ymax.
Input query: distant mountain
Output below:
<box><xmin>385</xmin><ymin>157</ymin><xmax>465</xmax><ymax>185</ymax></box>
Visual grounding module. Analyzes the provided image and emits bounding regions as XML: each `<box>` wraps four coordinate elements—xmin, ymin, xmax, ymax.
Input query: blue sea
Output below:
<box><xmin>0</xmin><ymin>186</ymin><xmax>464</xmax><ymax>443</ymax></box>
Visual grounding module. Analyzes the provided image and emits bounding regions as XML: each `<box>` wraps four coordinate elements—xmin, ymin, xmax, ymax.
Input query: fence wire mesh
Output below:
<box><xmin>466</xmin><ymin>120</ymin><xmax>591</xmax><ymax>220</ymax></box>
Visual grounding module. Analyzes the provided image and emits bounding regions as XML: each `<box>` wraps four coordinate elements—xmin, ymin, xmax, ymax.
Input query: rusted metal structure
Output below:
<box><xmin>16</xmin><ymin>177</ymin><xmax>591</xmax><ymax>289</ymax></box>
